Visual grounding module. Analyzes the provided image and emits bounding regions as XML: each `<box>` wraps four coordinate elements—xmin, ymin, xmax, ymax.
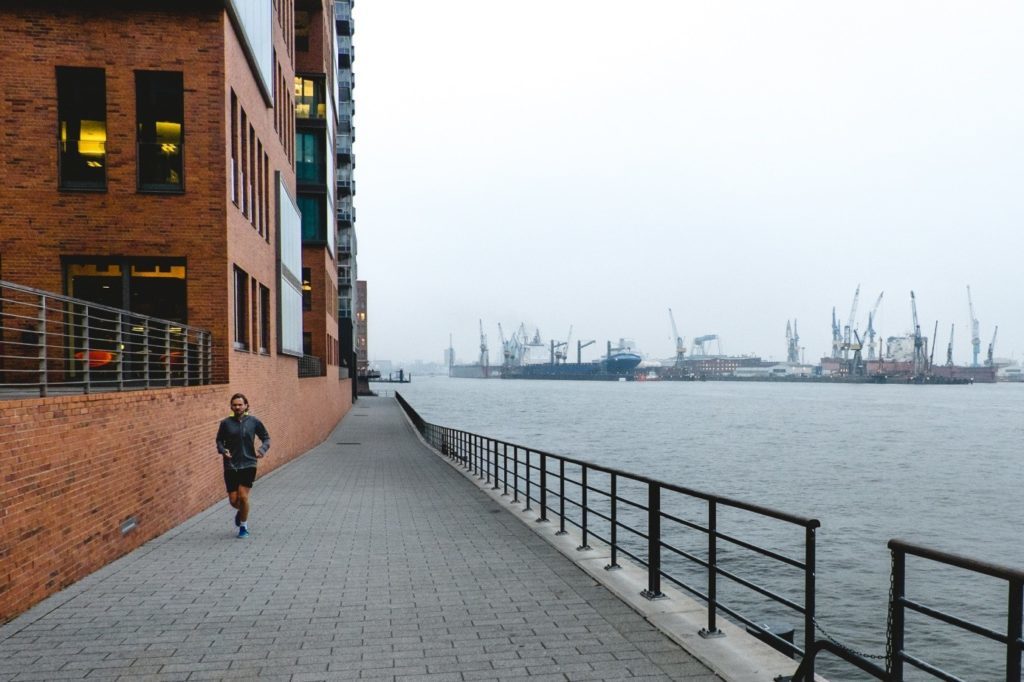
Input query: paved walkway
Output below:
<box><xmin>0</xmin><ymin>397</ymin><xmax>720</xmax><ymax>681</ymax></box>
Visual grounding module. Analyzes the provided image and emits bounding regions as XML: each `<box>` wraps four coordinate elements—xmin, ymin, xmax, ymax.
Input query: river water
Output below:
<box><xmin>392</xmin><ymin>376</ymin><xmax>1023</xmax><ymax>680</ymax></box>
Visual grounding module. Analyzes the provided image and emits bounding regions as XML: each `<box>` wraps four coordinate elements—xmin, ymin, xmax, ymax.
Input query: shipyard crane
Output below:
<box><xmin>850</xmin><ymin>330</ymin><xmax>865</xmax><ymax>375</ymax></box>
<box><xmin>865</xmin><ymin>291</ymin><xmax>884</xmax><ymax>360</ymax></box>
<box><xmin>843</xmin><ymin>285</ymin><xmax>861</xmax><ymax>361</ymax></box>
<box><xmin>831</xmin><ymin>307</ymin><xmax>842</xmax><ymax>359</ymax></box>
<box><xmin>945</xmin><ymin>323</ymin><xmax>955</xmax><ymax>367</ymax></box>
<box><xmin>497</xmin><ymin>323</ymin><xmax>514</xmax><ymax>367</ymax></box>
<box><xmin>986</xmin><ymin>326</ymin><xmax>998</xmax><ymax>367</ymax></box>
<box><xmin>693</xmin><ymin>334</ymin><xmax>720</xmax><ymax>357</ymax></box>
<box><xmin>668</xmin><ymin>308</ymin><xmax>685</xmax><ymax>367</ymax></box>
<box><xmin>967</xmin><ymin>285</ymin><xmax>981</xmax><ymax>367</ymax></box>
<box><xmin>929</xmin><ymin>320</ymin><xmax>938</xmax><ymax>370</ymax></box>
<box><xmin>478</xmin><ymin>319</ymin><xmax>489</xmax><ymax>371</ymax></box>
<box><xmin>553</xmin><ymin>326</ymin><xmax>573</xmax><ymax>364</ymax></box>
<box><xmin>577</xmin><ymin>339</ymin><xmax>596</xmax><ymax>364</ymax></box>
<box><xmin>786</xmin><ymin>320</ymin><xmax>800</xmax><ymax>364</ymax></box>
<box><xmin>910</xmin><ymin>291</ymin><xmax>925</xmax><ymax>377</ymax></box>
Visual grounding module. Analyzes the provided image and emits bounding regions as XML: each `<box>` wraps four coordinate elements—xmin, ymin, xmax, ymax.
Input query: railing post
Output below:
<box><xmin>605</xmin><ymin>473</ymin><xmax>620</xmax><ymax>570</ymax></box>
<box><xmin>577</xmin><ymin>465</ymin><xmax>591</xmax><ymax>551</ymax></box>
<box><xmin>805</xmin><ymin>524</ymin><xmax>816</xmax><ymax>680</ymax></box>
<box><xmin>114</xmin><ymin>312</ymin><xmax>124</xmax><ymax>391</ymax></box>
<box><xmin>143</xmin><ymin>323</ymin><xmax>151</xmax><ymax>388</ymax></box>
<box><xmin>37</xmin><ymin>295</ymin><xmax>48</xmax><ymax>398</ymax></box>
<box><xmin>1007</xmin><ymin>579</ymin><xmax>1022</xmax><ymax>682</ymax></box>
<box><xmin>524</xmin><ymin>450</ymin><xmax>531</xmax><ymax>510</ymax></box>
<box><xmin>641</xmin><ymin>483</ymin><xmax>664</xmax><ymax>599</ymax></box>
<box><xmin>491</xmin><ymin>440</ymin><xmax>500</xmax><ymax>490</ymax></box>
<box><xmin>512</xmin><ymin>446</ymin><xmax>519</xmax><ymax>502</ymax></box>
<box><xmin>556</xmin><ymin>459</ymin><xmax>567</xmax><ymax>535</ymax></box>
<box><xmin>205</xmin><ymin>331</ymin><xmax>212</xmax><ymax>383</ymax></box>
<box><xmin>700</xmin><ymin>499</ymin><xmax>724</xmax><ymax>637</ymax></box>
<box><xmin>890</xmin><ymin>546</ymin><xmax>906</xmax><ymax>682</ymax></box>
<box><xmin>184</xmin><ymin>331</ymin><xmax>192</xmax><ymax>386</ymax></box>
<box><xmin>537</xmin><ymin>453</ymin><xmax>548</xmax><ymax>523</ymax></box>
<box><xmin>163</xmin><ymin>324</ymin><xmax>171</xmax><ymax>387</ymax></box>
<box><xmin>81</xmin><ymin>303</ymin><xmax>90</xmax><ymax>395</ymax></box>
<box><xmin>502</xmin><ymin>443</ymin><xmax>508</xmax><ymax>495</ymax></box>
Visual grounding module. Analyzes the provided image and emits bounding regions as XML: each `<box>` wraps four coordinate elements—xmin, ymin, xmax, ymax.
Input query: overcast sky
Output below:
<box><xmin>353</xmin><ymin>1</ymin><xmax>1024</xmax><ymax>366</ymax></box>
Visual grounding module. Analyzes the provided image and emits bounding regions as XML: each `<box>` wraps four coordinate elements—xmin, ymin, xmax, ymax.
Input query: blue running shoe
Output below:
<box><xmin>234</xmin><ymin>511</ymin><xmax>241</xmax><ymax>527</ymax></box>
<box><xmin>237</xmin><ymin>526</ymin><xmax>250</xmax><ymax>539</ymax></box>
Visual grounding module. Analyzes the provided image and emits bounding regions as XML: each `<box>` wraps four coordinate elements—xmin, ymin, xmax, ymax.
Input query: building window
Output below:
<box><xmin>259</xmin><ymin>284</ymin><xmax>271</xmax><ymax>353</ymax></box>
<box><xmin>295</xmin><ymin>10</ymin><xmax>310</xmax><ymax>52</ymax></box>
<box><xmin>301</xmin><ymin>267</ymin><xmax>312</xmax><ymax>311</ymax></box>
<box><xmin>136</xmin><ymin>71</ymin><xmax>184</xmax><ymax>191</ymax></box>
<box><xmin>57</xmin><ymin>67</ymin><xmax>106</xmax><ymax>190</ymax></box>
<box><xmin>296</xmin><ymin>130</ymin><xmax>324</xmax><ymax>184</ymax></box>
<box><xmin>294</xmin><ymin>75</ymin><xmax>325</xmax><ymax>119</ymax></box>
<box><xmin>230</xmin><ymin>90</ymin><xmax>238</xmax><ymax>204</ymax></box>
<box><xmin>233</xmin><ymin>266</ymin><xmax>249</xmax><ymax>350</ymax></box>
<box><xmin>302</xmin><ymin>332</ymin><xmax>312</xmax><ymax>356</ymax></box>
<box><xmin>298</xmin><ymin>194</ymin><xmax>325</xmax><ymax>243</ymax></box>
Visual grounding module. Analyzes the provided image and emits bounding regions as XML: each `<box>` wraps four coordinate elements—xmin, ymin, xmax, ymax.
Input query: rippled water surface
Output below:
<box><xmin>392</xmin><ymin>377</ymin><xmax>1024</xmax><ymax>680</ymax></box>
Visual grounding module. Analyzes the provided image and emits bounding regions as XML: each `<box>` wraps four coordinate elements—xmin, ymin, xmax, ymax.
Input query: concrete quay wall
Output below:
<box><xmin>0</xmin><ymin>376</ymin><xmax>352</xmax><ymax>624</ymax></box>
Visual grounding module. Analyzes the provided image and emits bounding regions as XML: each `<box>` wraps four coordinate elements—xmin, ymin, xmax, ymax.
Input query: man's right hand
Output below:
<box><xmin>221</xmin><ymin>451</ymin><xmax>232</xmax><ymax>460</ymax></box>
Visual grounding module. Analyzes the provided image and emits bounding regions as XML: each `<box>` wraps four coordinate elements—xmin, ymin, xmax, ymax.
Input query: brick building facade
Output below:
<box><xmin>0</xmin><ymin>1</ymin><xmax>354</xmax><ymax>622</ymax></box>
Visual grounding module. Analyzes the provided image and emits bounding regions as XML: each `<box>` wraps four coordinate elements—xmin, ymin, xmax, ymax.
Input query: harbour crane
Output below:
<box><xmin>553</xmin><ymin>326</ymin><xmax>573</xmax><ymax>364</ymax></box>
<box><xmin>668</xmin><ymin>308</ymin><xmax>685</xmax><ymax>367</ymax></box>
<box><xmin>497</xmin><ymin>323</ymin><xmax>514</xmax><ymax>367</ymax></box>
<box><xmin>843</xmin><ymin>285</ymin><xmax>861</xmax><ymax>361</ymax></box>
<box><xmin>478</xmin><ymin>319</ymin><xmax>489</xmax><ymax>371</ymax></box>
<box><xmin>692</xmin><ymin>334</ymin><xmax>720</xmax><ymax>357</ymax></box>
<box><xmin>929</xmin><ymin>320</ymin><xmax>938</xmax><ymax>370</ymax></box>
<box><xmin>576</xmin><ymin>339</ymin><xmax>595</xmax><ymax>364</ymax></box>
<box><xmin>831</xmin><ymin>308</ymin><xmax>842</xmax><ymax>359</ymax></box>
<box><xmin>945</xmin><ymin>323</ymin><xmax>955</xmax><ymax>367</ymax></box>
<box><xmin>850</xmin><ymin>330</ymin><xmax>865</xmax><ymax>375</ymax></box>
<box><xmin>910</xmin><ymin>291</ymin><xmax>925</xmax><ymax>377</ymax></box>
<box><xmin>967</xmin><ymin>285</ymin><xmax>981</xmax><ymax>366</ymax></box>
<box><xmin>986</xmin><ymin>326</ymin><xmax>998</xmax><ymax>367</ymax></box>
<box><xmin>786</xmin><ymin>320</ymin><xmax>800</xmax><ymax>364</ymax></box>
<box><xmin>865</xmin><ymin>291</ymin><xmax>884</xmax><ymax>360</ymax></box>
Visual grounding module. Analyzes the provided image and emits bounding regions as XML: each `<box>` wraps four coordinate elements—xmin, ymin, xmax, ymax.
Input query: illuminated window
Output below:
<box><xmin>301</xmin><ymin>267</ymin><xmax>312</xmax><ymax>310</ymax></box>
<box><xmin>136</xmin><ymin>71</ymin><xmax>184</xmax><ymax>191</ymax></box>
<box><xmin>294</xmin><ymin>75</ymin><xmax>326</xmax><ymax>119</ymax></box>
<box><xmin>57</xmin><ymin>67</ymin><xmax>106</xmax><ymax>189</ymax></box>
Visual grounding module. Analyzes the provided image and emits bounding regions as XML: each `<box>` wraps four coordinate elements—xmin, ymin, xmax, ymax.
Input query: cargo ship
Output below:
<box><xmin>501</xmin><ymin>340</ymin><xmax>642</xmax><ymax>381</ymax></box>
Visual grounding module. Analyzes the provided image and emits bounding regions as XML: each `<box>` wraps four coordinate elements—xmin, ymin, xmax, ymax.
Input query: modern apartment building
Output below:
<box><xmin>334</xmin><ymin>0</ymin><xmax>359</xmax><ymax>393</ymax></box>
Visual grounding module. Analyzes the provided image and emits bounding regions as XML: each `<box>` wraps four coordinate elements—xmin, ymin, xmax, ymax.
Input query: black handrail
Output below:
<box><xmin>888</xmin><ymin>538</ymin><xmax>1023</xmax><ymax>681</ymax></box>
<box><xmin>397</xmin><ymin>393</ymin><xmax>820</xmax><ymax>679</ymax></box>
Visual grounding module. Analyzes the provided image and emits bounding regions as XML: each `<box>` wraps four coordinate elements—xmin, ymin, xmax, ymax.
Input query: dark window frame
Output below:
<box><xmin>57</xmin><ymin>66</ymin><xmax>107</xmax><ymax>191</ymax></box>
<box><xmin>136</xmin><ymin>70</ymin><xmax>185</xmax><ymax>193</ymax></box>
<box><xmin>233</xmin><ymin>266</ymin><xmax>249</xmax><ymax>350</ymax></box>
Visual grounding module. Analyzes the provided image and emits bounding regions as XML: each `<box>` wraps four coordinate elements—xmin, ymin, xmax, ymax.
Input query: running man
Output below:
<box><xmin>215</xmin><ymin>393</ymin><xmax>270</xmax><ymax>538</ymax></box>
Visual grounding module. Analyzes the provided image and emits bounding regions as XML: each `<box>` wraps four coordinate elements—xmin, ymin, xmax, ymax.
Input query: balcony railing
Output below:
<box><xmin>0</xmin><ymin>280</ymin><xmax>212</xmax><ymax>398</ymax></box>
<box><xmin>298</xmin><ymin>354</ymin><xmax>323</xmax><ymax>378</ymax></box>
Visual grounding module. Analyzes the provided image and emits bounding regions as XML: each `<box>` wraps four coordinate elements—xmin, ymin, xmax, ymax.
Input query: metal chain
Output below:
<box><xmin>805</xmin><ymin>552</ymin><xmax>896</xmax><ymax>664</ymax></box>
<box><xmin>810</xmin><ymin>616</ymin><xmax>888</xmax><ymax>661</ymax></box>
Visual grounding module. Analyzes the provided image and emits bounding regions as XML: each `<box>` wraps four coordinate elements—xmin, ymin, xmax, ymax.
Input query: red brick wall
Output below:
<box><xmin>0</xmin><ymin>377</ymin><xmax>352</xmax><ymax>625</ymax></box>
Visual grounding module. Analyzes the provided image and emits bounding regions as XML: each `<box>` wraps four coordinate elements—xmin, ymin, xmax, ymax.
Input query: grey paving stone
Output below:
<box><xmin>0</xmin><ymin>398</ymin><xmax>719</xmax><ymax>682</ymax></box>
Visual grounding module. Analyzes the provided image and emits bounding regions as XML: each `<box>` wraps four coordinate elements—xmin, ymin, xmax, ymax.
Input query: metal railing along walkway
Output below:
<box><xmin>397</xmin><ymin>393</ymin><xmax>1024</xmax><ymax>682</ymax></box>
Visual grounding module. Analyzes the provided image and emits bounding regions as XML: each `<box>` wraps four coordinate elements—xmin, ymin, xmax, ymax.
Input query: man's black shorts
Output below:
<box><xmin>224</xmin><ymin>466</ymin><xmax>257</xmax><ymax>492</ymax></box>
